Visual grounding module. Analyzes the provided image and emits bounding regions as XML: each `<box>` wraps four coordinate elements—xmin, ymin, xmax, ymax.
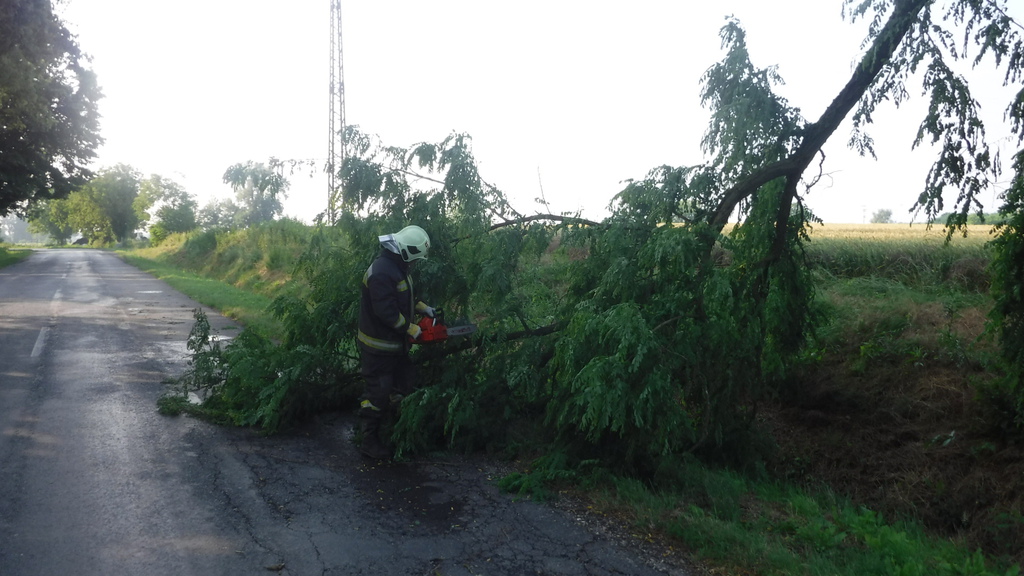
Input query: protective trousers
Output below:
<box><xmin>358</xmin><ymin>350</ymin><xmax>416</xmax><ymax>458</ymax></box>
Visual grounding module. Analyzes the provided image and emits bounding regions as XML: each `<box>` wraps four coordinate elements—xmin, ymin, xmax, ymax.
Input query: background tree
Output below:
<box><xmin>66</xmin><ymin>187</ymin><xmax>113</xmax><ymax>244</ymax></box>
<box><xmin>197</xmin><ymin>197</ymin><xmax>241</xmax><ymax>230</ymax></box>
<box><xmin>66</xmin><ymin>164</ymin><xmax>142</xmax><ymax>244</ymax></box>
<box><xmin>222</xmin><ymin>161</ymin><xmax>289</xmax><ymax>227</ymax></box>
<box><xmin>938</xmin><ymin>211</ymin><xmax>1009</xmax><ymax>224</ymax></box>
<box><xmin>870</xmin><ymin>208</ymin><xmax>895</xmax><ymax>223</ymax></box>
<box><xmin>136</xmin><ymin>175</ymin><xmax>198</xmax><ymax>244</ymax></box>
<box><xmin>0</xmin><ymin>215</ymin><xmax>47</xmax><ymax>243</ymax></box>
<box><xmin>25</xmin><ymin>198</ymin><xmax>74</xmax><ymax>244</ymax></box>
<box><xmin>0</xmin><ymin>0</ymin><xmax>103</xmax><ymax>216</ymax></box>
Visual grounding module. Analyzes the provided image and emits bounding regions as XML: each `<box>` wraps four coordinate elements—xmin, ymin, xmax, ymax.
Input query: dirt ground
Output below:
<box><xmin>761</xmin><ymin>303</ymin><xmax>1024</xmax><ymax>565</ymax></box>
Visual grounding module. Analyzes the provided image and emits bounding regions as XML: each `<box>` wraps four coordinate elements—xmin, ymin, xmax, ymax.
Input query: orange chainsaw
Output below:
<box><xmin>411</xmin><ymin>309</ymin><xmax>477</xmax><ymax>344</ymax></box>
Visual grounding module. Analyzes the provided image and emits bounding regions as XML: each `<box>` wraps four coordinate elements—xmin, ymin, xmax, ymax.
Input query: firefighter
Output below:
<box><xmin>356</xmin><ymin>224</ymin><xmax>435</xmax><ymax>459</ymax></box>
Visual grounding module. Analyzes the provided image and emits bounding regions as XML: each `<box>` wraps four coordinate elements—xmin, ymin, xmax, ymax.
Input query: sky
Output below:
<box><xmin>58</xmin><ymin>0</ymin><xmax>1020</xmax><ymax>225</ymax></box>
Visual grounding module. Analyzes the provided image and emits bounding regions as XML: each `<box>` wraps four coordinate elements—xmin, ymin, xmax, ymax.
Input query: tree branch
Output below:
<box><xmin>486</xmin><ymin>213</ymin><xmax>600</xmax><ymax>232</ymax></box>
<box><xmin>710</xmin><ymin>0</ymin><xmax>932</xmax><ymax>231</ymax></box>
<box><xmin>413</xmin><ymin>320</ymin><xmax>567</xmax><ymax>363</ymax></box>
<box><xmin>451</xmin><ymin>213</ymin><xmax>601</xmax><ymax>246</ymax></box>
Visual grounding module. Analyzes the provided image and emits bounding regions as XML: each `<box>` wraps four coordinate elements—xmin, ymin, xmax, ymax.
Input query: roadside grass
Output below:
<box><xmin>117</xmin><ymin>220</ymin><xmax>315</xmax><ymax>337</ymax></box>
<box><xmin>120</xmin><ymin>252</ymin><xmax>279</xmax><ymax>337</ymax></box>
<box><xmin>0</xmin><ymin>245</ymin><xmax>33</xmax><ymax>269</ymax></box>
<box><xmin>811</xmin><ymin>274</ymin><xmax>993</xmax><ymax>368</ymax></box>
<box><xmin>129</xmin><ymin>219</ymin><xmax>311</xmax><ymax>302</ymax></box>
<box><xmin>586</xmin><ymin>463</ymin><xmax>1018</xmax><ymax>576</ymax></box>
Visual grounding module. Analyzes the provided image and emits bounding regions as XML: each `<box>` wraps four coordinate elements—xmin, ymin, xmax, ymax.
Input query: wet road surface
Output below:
<box><xmin>0</xmin><ymin>249</ymin><xmax>695</xmax><ymax>575</ymax></box>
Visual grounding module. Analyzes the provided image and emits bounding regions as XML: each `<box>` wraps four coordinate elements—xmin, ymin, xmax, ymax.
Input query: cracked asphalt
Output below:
<box><xmin>0</xmin><ymin>249</ymin><xmax>697</xmax><ymax>575</ymax></box>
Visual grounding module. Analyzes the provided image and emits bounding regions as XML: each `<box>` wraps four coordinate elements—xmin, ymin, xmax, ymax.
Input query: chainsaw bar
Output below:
<box><xmin>444</xmin><ymin>324</ymin><xmax>477</xmax><ymax>337</ymax></box>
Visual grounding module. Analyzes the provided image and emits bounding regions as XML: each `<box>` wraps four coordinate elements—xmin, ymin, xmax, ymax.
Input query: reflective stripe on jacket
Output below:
<box><xmin>358</xmin><ymin>249</ymin><xmax>414</xmax><ymax>355</ymax></box>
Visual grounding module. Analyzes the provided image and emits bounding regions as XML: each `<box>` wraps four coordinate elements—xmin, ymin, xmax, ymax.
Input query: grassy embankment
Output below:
<box><xmin>118</xmin><ymin>220</ymin><xmax>312</xmax><ymax>337</ymax></box>
<box><xmin>0</xmin><ymin>244</ymin><xmax>32</xmax><ymax>268</ymax></box>
<box><xmin>570</xmin><ymin>224</ymin><xmax>1018</xmax><ymax>576</ymax></box>
<box><xmin>120</xmin><ymin>221</ymin><xmax>1020</xmax><ymax>576</ymax></box>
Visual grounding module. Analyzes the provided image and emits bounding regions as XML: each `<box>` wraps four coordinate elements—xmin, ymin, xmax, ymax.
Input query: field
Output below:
<box><xmin>108</xmin><ymin>221</ymin><xmax>1021</xmax><ymax>575</ymax></box>
<box><xmin>805</xmin><ymin>223</ymin><xmax>993</xmax><ymax>285</ymax></box>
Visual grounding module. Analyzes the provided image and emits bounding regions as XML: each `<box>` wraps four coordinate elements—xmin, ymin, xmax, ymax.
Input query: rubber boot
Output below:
<box><xmin>359</xmin><ymin>416</ymin><xmax>391</xmax><ymax>460</ymax></box>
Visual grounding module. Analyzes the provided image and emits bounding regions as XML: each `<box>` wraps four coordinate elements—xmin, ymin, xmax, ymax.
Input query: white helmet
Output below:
<box><xmin>379</xmin><ymin>225</ymin><xmax>430</xmax><ymax>262</ymax></box>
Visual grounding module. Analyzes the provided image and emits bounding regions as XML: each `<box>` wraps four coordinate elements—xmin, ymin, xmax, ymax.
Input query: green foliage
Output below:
<box><xmin>25</xmin><ymin>198</ymin><xmax>74</xmax><ymax>244</ymax></box>
<box><xmin>161</xmin><ymin>308</ymin><xmax>358</xmax><ymax>431</ymax></box>
<box><xmin>56</xmin><ymin>164</ymin><xmax>144</xmax><ymax>245</ymax></box>
<box><xmin>158</xmin><ymin>309</ymin><xmax>226</xmax><ymax>420</ymax></box>
<box><xmin>179</xmin><ymin>308</ymin><xmax>225</xmax><ymax>393</ymax></box>
<box><xmin>197</xmin><ymin>197</ymin><xmax>241</xmax><ymax>230</ymax></box>
<box><xmin>551</xmin><ymin>181</ymin><xmax>817</xmax><ymax>470</ymax></box>
<box><xmin>0</xmin><ymin>0</ymin><xmax>103</xmax><ymax>216</ymax></box>
<box><xmin>184</xmin><ymin>131</ymin><xmax>559</xmax><ymax>437</ymax></box>
<box><xmin>222</xmin><ymin>161</ymin><xmax>288</xmax><ymax>227</ymax></box>
<box><xmin>213</xmin><ymin>330</ymin><xmax>290</xmax><ymax>430</ymax></box>
<box><xmin>178</xmin><ymin>219</ymin><xmax>314</xmax><ymax>299</ymax></box>
<box><xmin>498</xmin><ymin>452</ymin><xmax>593</xmax><ymax>501</ymax></box>
<box><xmin>843</xmin><ymin>0</ymin><xmax>1023</xmax><ymax>233</ymax></box>
<box><xmin>137</xmin><ymin>175</ymin><xmax>198</xmax><ymax>242</ymax></box>
<box><xmin>156</xmin><ymin>394</ymin><xmax>191</xmax><ymax>417</ymax></box>
<box><xmin>0</xmin><ymin>245</ymin><xmax>30</xmax><ymax>268</ymax></box>
<box><xmin>700</xmin><ymin>19</ymin><xmax>802</xmax><ymax>180</ymax></box>
<box><xmin>67</xmin><ymin>188</ymin><xmax>114</xmax><ymax>245</ymax></box>
<box><xmin>91</xmin><ymin>164</ymin><xmax>143</xmax><ymax>243</ymax></box>
<box><xmin>183</xmin><ymin>229</ymin><xmax>218</xmax><ymax>260</ymax></box>
<box><xmin>984</xmin><ymin>149</ymin><xmax>1024</xmax><ymax>438</ymax></box>
<box><xmin>166</xmin><ymin>223</ymin><xmax>367</xmax><ymax>432</ymax></box>
<box><xmin>189</xmin><ymin>118</ymin><xmax>822</xmax><ymax>473</ymax></box>
<box><xmin>939</xmin><ymin>212</ymin><xmax>1010</xmax><ymax>225</ymax></box>
<box><xmin>148</xmin><ymin>222</ymin><xmax>170</xmax><ymax>246</ymax></box>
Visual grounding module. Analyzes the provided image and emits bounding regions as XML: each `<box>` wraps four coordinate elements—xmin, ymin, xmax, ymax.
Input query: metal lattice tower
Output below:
<box><xmin>327</xmin><ymin>0</ymin><xmax>346</xmax><ymax>225</ymax></box>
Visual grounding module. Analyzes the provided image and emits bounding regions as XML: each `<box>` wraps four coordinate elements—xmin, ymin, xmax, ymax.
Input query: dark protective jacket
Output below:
<box><xmin>358</xmin><ymin>249</ymin><xmax>414</xmax><ymax>355</ymax></box>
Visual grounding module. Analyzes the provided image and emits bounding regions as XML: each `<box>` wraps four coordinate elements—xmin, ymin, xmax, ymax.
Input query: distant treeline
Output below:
<box><xmin>938</xmin><ymin>212</ymin><xmax>1010</xmax><ymax>225</ymax></box>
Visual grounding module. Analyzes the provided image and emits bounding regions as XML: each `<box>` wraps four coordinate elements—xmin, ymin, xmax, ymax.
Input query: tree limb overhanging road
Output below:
<box><xmin>0</xmin><ymin>249</ymin><xmax>695</xmax><ymax>576</ymax></box>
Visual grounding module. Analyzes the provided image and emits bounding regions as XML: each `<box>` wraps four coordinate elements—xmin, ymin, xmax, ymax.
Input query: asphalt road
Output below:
<box><xmin>0</xmin><ymin>249</ymin><xmax>695</xmax><ymax>576</ymax></box>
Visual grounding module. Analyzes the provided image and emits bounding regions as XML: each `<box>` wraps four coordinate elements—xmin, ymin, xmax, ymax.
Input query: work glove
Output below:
<box><xmin>415</xmin><ymin>301</ymin><xmax>436</xmax><ymax>318</ymax></box>
<box><xmin>406</xmin><ymin>323</ymin><xmax>422</xmax><ymax>340</ymax></box>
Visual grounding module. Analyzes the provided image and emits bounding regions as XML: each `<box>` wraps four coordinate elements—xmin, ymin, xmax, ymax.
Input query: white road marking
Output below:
<box><xmin>33</xmin><ymin>288</ymin><xmax>64</xmax><ymax>358</ymax></box>
<box><xmin>31</xmin><ymin>327</ymin><xmax>50</xmax><ymax>358</ymax></box>
<box><xmin>50</xmin><ymin>289</ymin><xmax>62</xmax><ymax>319</ymax></box>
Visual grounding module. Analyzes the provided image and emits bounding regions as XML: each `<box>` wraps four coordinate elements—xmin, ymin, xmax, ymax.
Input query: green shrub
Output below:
<box><xmin>985</xmin><ymin>151</ymin><xmax>1024</xmax><ymax>440</ymax></box>
<box><xmin>148</xmin><ymin>222</ymin><xmax>169</xmax><ymax>246</ymax></box>
<box><xmin>183</xmin><ymin>229</ymin><xmax>218</xmax><ymax>261</ymax></box>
